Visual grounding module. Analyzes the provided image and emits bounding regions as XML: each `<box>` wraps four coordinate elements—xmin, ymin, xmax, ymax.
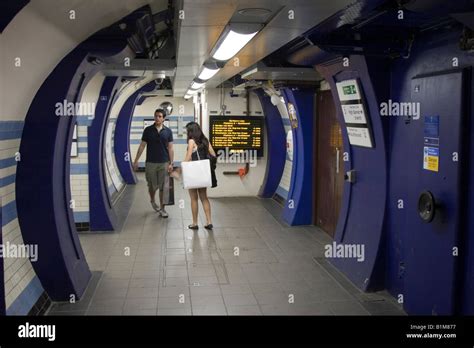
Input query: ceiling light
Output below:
<box><xmin>190</xmin><ymin>81</ymin><xmax>205</xmax><ymax>90</ymax></box>
<box><xmin>211</xmin><ymin>24</ymin><xmax>262</xmax><ymax>61</ymax></box>
<box><xmin>237</xmin><ymin>8</ymin><xmax>271</xmax><ymax>17</ymax></box>
<box><xmin>198</xmin><ymin>67</ymin><xmax>220</xmax><ymax>81</ymax></box>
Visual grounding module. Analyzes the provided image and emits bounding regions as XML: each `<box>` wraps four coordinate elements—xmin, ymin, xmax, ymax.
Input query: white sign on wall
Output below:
<box><xmin>336</xmin><ymin>79</ymin><xmax>374</xmax><ymax>148</ymax></box>
<box><xmin>346</xmin><ymin>127</ymin><xmax>373</xmax><ymax>148</ymax></box>
<box><xmin>286</xmin><ymin>130</ymin><xmax>293</xmax><ymax>161</ymax></box>
<box><xmin>341</xmin><ymin>104</ymin><xmax>367</xmax><ymax>124</ymax></box>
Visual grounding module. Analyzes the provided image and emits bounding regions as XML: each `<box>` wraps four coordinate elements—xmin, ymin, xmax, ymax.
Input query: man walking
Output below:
<box><xmin>133</xmin><ymin>108</ymin><xmax>174</xmax><ymax>217</ymax></box>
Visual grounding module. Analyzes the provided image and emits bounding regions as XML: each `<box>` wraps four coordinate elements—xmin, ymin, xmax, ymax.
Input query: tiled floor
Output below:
<box><xmin>47</xmin><ymin>173</ymin><xmax>405</xmax><ymax>316</ymax></box>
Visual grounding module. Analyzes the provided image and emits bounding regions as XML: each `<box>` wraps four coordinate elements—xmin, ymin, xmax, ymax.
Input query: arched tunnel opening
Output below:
<box><xmin>1</xmin><ymin>0</ymin><xmax>474</xmax><ymax>343</ymax></box>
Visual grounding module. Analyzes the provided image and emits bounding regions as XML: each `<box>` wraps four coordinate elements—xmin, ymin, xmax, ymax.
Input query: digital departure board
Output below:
<box><xmin>209</xmin><ymin>116</ymin><xmax>264</xmax><ymax>157</ymax></box>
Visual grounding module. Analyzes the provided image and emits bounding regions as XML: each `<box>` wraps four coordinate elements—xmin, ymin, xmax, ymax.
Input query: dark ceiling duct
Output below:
<box><xmin>287</xmin><ymin>45</ymin><xmax>337</xmax><ymax>67</ymax></box>
<box><xmin>404</xmin><ymin>0</ymin><xmax>474</xmax><ymax>15</ymax></box>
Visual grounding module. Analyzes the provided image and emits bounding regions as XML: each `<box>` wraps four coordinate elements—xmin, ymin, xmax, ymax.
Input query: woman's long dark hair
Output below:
<box><xmin>186</xmin><ymin>122</ymin><xmax>209</xmax><ymax>151</ymax></box>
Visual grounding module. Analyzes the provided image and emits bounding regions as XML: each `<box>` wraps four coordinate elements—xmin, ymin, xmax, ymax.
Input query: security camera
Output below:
<box><xmin>154</xmin><ymin>72</ymin><xmax>166</xmax><ymax>85</ymax></box>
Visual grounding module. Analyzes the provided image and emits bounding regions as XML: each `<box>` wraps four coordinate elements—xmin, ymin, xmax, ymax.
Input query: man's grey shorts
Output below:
<box><xmin>145</xmin><ymin>162</ymin><xmax>167</xmax><ymax>192</ymax></box>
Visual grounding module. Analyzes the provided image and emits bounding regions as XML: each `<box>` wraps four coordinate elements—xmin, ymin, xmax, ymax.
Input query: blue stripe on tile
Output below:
<box><xmin>0</xmin><ymin>157</ymin><xmax>17</xmax><ymax>169</ymax></box>
<box><xmin>0</xmin><ymin>130</ymin><xmax>23</xmax><ymax>140</ymax></box>
<box><xmin>1</xmin><ymin>174</ymin><xmax>16</xmax><ymax>188</ymax></box>
<box><xmin>77</xmin><ymin>147</ymin><xmax>88</xmax><ymax>153</ymax></box>
<box><xmin>6</xmin><ymin>276</ymin><xmax>44</xmax><ymax>315</ymax></box>
<box><xmin>2</xmin><ymin>200</ymin><xmax>17</xmax><ymax>226</ymax></box>
<box><xmin>275</xmin><ymin>186</ymin><xmax>289</xmax><ymax>200</ymax></box>
<box><xmin>70</xmin><ymin>164</ymin><xmax>88</xmax><ymax>174</ymax></box>
<box><xmin>76</xmin><ymin>116</ymin><xmax>94</xmax><ymax>126</ymax></box>
<box><xmin>0</xmin><ymin>121</ymin><xmax>24</xmax><ymax>131</ymax></box>
<box><xmin>78</xmin><ymin>136</ymin><xmax>88</xmax><ymax>142</ymax></box>
<box><xmin>73</xmin><ymin>211</ymin><xmax>89</xmax><ymax>223</ymax></box>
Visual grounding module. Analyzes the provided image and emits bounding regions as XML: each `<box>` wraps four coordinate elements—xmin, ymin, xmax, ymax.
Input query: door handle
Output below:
<box><xmin>336</xmin><ymin>147</ymin><xmax>340</xmax><ymax>174</ymax></box>
<box><xmin>418</xmin><ymin>190</ymin><xmax>436</xmax><ymax>223</ymax></box>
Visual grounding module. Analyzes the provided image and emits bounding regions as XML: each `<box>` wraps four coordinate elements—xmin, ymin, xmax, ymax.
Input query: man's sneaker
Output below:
<box><xmin>159</xmin><ymin>208</ymin><xmax>169</xmax><ymax>218</ymax></box>
<box><xmin>151</xmin><ymin>201</ymin><xmax>159</xmax><ymax>212</ymax></box>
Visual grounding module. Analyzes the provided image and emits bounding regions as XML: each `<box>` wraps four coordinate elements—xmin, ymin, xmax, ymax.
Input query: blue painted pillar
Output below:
<box><xmin>88</xmin><ymin>77</ymin><xmax>119</xmax><ymax>231</ymax></box>
<box><xmin>254</xmin><ymin>89</ymin><xmax>286</xmax><ymax>198</ymax></box>
<box><xmin>16</xmin><ymin>49</ymin><xmax>92</xmax><ymax>300</ymax></box>
<box><xmin>114</xmin><ymin>81</ymin><xmax>156</xmax><ymax>184</ymax></box>
<box><xmin>281</xmin><ymin>88</ymin><xmax>315</xmax><ymax>225</ymax></box>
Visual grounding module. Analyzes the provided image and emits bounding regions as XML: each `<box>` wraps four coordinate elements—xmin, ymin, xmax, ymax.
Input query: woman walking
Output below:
<box><xmin>182</xmin><ymin>122</ymin><xmax>217</xmax><ymax>230</ymax></box>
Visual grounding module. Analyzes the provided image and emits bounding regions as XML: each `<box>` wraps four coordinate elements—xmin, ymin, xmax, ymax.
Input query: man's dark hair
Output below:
<box><xmin>154</xmin><ymin>108</ymin><xmax>166</xmax><ymax>118</ymax></box>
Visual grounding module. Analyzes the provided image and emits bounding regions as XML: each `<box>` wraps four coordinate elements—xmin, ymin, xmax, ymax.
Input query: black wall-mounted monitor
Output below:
<box><xmin>209</xmin><ymin>116</ymin><xmax>264</xmax><ymax>157</ymax></box>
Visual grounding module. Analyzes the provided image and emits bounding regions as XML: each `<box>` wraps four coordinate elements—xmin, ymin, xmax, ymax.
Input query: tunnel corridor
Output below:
<box><xmin>1</xmin><ymin>0</ymin><xmax>474</xmax><ymax>345</ymax></box>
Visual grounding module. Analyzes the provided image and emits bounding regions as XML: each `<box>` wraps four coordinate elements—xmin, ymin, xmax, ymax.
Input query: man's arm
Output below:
<box><xmin>167</xmin><ymin>142</ymin><xmax>174</xmax><ymax>172</ymax></box>
<box><xmin>133</xmin><ymin>141</ymin><xmax>147</xmax><ymax>171</ymax></box>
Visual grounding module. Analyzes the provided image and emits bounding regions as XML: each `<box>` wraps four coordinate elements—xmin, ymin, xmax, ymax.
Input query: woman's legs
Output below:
<box><xmin>188</xmin><ymin>189</ymin><xmax>199</xmax><ymax>225</ymax></box>
<box><xmin>197</xmin><ymin>188</ymin><xmax>212</xmax><ymax>225</ymax></box>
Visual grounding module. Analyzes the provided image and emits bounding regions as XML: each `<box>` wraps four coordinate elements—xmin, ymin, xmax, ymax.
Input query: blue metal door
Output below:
<box><xmin>404</xmin><ymin>70</ymin><xmax>465</xmax><ymax>314</ymax></box>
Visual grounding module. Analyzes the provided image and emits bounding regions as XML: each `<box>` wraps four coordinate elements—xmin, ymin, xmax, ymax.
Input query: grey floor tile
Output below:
<box><xmin>190</xmin><ymin>295</ymin><xmax>224</xmax><ymax>307</ymax></box>
<box><xmin>223</xmin><ymin>293</ymin><xmax>258</xmax><ymax>306</ymax></box>
<box><xmin>68</xmin><ymin>175</ymin><xmax>406</xmax><ymax>318</ymax></box>
<box><xmin>129</xmin><ymin>278</ymin><xmax>159</xmax><ymax>288</ymax></box>
<box><xmin>158</xmin><ymin>296</ymin><xmax>190</xmax><ymax>309</ymax></box>
<box><xmin>220</xmin><ymin>284</ymin><xmax>253</xmax><ymax>295</ymax></box>
<box><xmin>360</xmin><ymin>300</ymin><xmax>407</xmax><ymax>315</ymax></box>
<box><xmin>126</xmin><ymin>287</ymin><xmax>159</xmax><ymax>298</ymax></box>
<box><xmin>90</xmin><ymin>298</ymin><xmax>126</xmax><ymax>308</ymax></box>
<box><xmin>227</xmin><ymin>305</ymin><xmax>262</xmax><ymax>315</ymax></box>
<box><xmin>164</xmin><ymin>276</ymin><xmax>189</xmax><ymax>286</ymax></box>
<box><xmin>158</xmin><ymin>286</ymin><xmax>190</xmax><ymax>298</ymax></box>
<box><xmin>86</xmin><ymin>308</ymin><xmax>124</xmax><ymax>315</ymax></box>
<box><xmin>93</xmin><ymin>287</ymin><xmax>128</xmax><ymax>299</ymax></box>
<box><xmin>190</xmin><ymin>285</ymin><xmax>221</xmax><ymax>297</ymax></box>
<box><xmin>328</xmin><ymin>300</ymin><xmax>370</xmax><ymax>315</ymax></box>
<box><xmin>165</xmin><ymin>267</ymin><xmax>188</xmax><ymax>278</ymax></box>
<box><xmin>192</xmin><ymin>304</ymin><xmax>227</xmax><ymax>315</ymax></box>
<box><xmin>48</xmin><ymin>310</ymin><xmax>86</xmax><ymax>316</ymax></box>
<box><xmin>254</xmin><ymin>291</ymin><xmax>289</xmax><ymax>306</ymax></box>
<box><xmin>123</xmin><ymin>298</ymin><xmax>158</xmax><ymax>311</ymax></box>
<box><xmin>157</xmin><ymin>308</ymin><xmax>192</xmax><ymax>315</ymax></box>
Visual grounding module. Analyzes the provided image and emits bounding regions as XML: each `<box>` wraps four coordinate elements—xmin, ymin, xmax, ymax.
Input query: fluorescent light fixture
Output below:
<box><xmin>212</xmin><ymin>29</ymin><xmax>259</xmax><ymax>61</ymax></box>
<box><xmin>198</xmin><ymin>67</ymin><xmax>220</xmax><ymax>80</ymax></box>
<box><xmin>190</xmin><ymin>81</ymin><xmax>205</xmax><ymax>90</ymax></box>
<box><xmin>186</xmin><ymin>89</ymin><xmax>198</xmax><ymax>96</ymax></box>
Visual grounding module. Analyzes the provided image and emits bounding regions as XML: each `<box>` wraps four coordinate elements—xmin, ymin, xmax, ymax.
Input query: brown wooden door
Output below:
<box><xmin>314</xmin><ymin>90</ymin><xmax>344</xmax><ymax>238</ymax></box>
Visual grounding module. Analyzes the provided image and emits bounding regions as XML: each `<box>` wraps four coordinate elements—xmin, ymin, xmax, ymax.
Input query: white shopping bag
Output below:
<box><xmin>181</xmin><ymin>159</ymin><xmax>212</xmax><ymax>189</ymax></box>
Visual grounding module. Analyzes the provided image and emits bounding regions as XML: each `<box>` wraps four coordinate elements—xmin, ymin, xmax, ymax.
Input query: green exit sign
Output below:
<box><xmin>343</xmin><ymin>85</ymin><xmax>357</xmax><ymax>95</ymax></box>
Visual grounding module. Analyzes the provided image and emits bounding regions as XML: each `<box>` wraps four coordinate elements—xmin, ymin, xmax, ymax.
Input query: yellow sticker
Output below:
<box><xmin>423</xmin><ymin>147</ymin><xmax>439</xmax><ymax>172</ymax></box>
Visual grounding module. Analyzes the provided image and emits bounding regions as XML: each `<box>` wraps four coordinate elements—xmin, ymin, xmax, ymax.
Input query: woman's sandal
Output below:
<box><xmin>204</xmin><ymin>224</ymin><xmax>213</xmax><ymax>230</ymax></box>
<box><xmin>188</xmin><ymin>224</ymin><xmax>199</xmax><ymax>230</ymax></box>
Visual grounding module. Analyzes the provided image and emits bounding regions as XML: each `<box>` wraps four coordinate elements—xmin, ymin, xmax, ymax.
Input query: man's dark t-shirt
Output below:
<box><xmin>141</xmin><ymin>124</ymin><xmax>173</xmax><ymax>163</ymax></box>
